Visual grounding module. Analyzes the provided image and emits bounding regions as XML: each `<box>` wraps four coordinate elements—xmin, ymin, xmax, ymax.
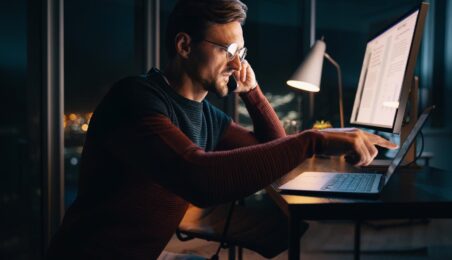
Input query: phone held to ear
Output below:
<box><xmin>227</xmin><ymin>76</ymin><xmax>237</xmax><ymax>93</ymax></box>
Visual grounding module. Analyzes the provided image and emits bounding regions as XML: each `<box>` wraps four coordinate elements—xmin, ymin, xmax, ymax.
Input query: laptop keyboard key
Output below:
<box><xmin>322</xmin><ymin>174</ymin><xmax>377</xmax><ymax>192</ymax></box>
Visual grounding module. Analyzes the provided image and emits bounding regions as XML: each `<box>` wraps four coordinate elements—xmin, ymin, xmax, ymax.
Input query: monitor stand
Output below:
<box><xmin>363</xmin><ymin>76</ymin><xmax>419</xmax><ymax>169</ymax></box>
<box><xmin>400</xmin><ymin>76</ymin><xmax>419</xmax><ymax>165</ymax></box>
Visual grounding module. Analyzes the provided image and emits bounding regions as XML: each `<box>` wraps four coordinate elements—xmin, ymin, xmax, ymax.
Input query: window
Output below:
<box><xmin>0</xmin><ymin>0</ymin><xmax>42</xmax><ymax>258</ymax></box>
<box><xmin>64</xmin><ymin>0</ymin><xmax>145</xmax><ymax>207</ymax></box>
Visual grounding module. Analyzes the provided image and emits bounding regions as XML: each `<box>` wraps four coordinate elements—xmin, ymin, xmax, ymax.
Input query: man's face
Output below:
<box><xmin>187</xmin><ymin>21</ymin><xmax>244</xmax><ymax>97</ymax></box>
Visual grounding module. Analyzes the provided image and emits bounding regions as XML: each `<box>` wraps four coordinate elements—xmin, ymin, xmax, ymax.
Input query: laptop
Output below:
<box><xmin>278</xmin><ymin>106</ymin><xmax>434</xmax><ymax>198</ymax></box>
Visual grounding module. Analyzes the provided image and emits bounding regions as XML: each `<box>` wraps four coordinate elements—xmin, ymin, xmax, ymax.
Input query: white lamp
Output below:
<box><xmin>287</xmin><ymin>38</ymin><xmax>345</xmax><ymax>128</ymax></box>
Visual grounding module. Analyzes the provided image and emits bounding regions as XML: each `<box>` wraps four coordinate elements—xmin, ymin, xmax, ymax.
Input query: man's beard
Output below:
<box><xmin>206</xmin><ymin>78</ymin><xmax>229</xmax><ymax>98</ymax></box>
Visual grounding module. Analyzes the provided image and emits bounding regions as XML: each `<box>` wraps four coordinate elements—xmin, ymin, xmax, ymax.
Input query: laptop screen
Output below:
<box><xmin>385</xmin><ymin>106</ymin><xmax>434</xmax><ymax>184</ymax></box>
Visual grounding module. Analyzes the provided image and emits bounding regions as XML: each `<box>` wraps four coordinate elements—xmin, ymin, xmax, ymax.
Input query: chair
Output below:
<box><xmin>177</xmin><ymin>202</ymin><xmax>242</xmax><ymax>260</ymax></box>
<box><xmin>176</xmin><ymin>199</ymin><xmax>309</xmax><ymax>259</ymax></box>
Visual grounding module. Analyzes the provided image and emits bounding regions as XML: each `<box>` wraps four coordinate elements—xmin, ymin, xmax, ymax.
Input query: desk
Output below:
<box><xmin>267</xmin><ymin>156</ymin><xmax>452</xmax><ymax>260</ymax></box>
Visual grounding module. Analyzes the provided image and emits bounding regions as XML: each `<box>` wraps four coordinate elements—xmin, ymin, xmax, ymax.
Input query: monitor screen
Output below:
<box><xmin>350</xmin><ymin>3</ymin><xmax>428</xmax><ymax>133</ymax></box>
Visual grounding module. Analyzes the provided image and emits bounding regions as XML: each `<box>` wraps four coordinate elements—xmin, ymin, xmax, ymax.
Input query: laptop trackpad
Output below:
<box><xmin>279</xmin><ymin>171</ymin><xmax>336</xmax><ymax>191</ymax></box>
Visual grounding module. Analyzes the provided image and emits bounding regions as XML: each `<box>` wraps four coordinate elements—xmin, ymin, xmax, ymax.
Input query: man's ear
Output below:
<box><xmin>174</xmin><ymin>32</ymin><xmax>192</xmax><ymax>59</ymax></box>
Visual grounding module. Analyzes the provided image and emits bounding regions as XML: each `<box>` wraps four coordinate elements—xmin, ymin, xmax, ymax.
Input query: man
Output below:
<box><xmin>47</xmin><ymin>0</ymin><xmax>396</xmax><ymax>259</ymax></box>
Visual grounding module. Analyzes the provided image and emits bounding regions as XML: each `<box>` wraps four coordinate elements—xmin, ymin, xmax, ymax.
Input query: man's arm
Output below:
<box><xmin>239</xmin><ymin>85</ymin><xmax>286</xmax><ymax>142</ymax></box>
<box><xmin>105</xmin><ymin>114</ymin><xmax>325</xmax><ymax>208</ymax></box>
<box><xmin>215</xmin><ymin>61</ymin><xmax>286</xmax><ymax>151</ymax></box>
<box><xmin>219</xmin><ymin>60</ymin><xmax>397</xmax><ymax>164</ymax></box>
<box><xmin>215</xmin><ymin>85</ymin><xmax>284</xmax><ymax>151</ymax></box>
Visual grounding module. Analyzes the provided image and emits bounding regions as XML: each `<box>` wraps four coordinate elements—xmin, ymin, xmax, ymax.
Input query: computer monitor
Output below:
<box><xmin>350</xmin><ymin>2</ymin><xmax>428</xmax><ymax>134</ymax></box>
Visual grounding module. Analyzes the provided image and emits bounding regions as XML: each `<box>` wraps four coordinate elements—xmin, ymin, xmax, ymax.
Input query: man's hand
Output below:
<box><xmin>319</xmin><ymin>128</ymin><xmax>398</xmax><ymax>166</ymax></box>
<box><xmin>233</xmin><ymin>59</ymin><xmax>257</xmax><ymax>93</ymax></box>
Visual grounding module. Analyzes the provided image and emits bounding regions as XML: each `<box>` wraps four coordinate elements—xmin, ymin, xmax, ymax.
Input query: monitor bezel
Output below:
<box><xmin>350</xmin><ymin>2</ymin><xmax>429</xmax><ymax>134</ymax></box>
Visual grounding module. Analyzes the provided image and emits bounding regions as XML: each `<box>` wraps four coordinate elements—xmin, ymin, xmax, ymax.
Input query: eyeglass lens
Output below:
<box><xmin>226</xmin><ymin>43</ymin><xmax>247</xmax><ymax>61</ymax></box>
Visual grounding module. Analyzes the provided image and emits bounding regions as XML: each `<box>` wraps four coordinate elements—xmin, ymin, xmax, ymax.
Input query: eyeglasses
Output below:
<box><xmin>203</xmin><ymin>39</ymin><xmax>247</xmax><ymax>62</ymax></box>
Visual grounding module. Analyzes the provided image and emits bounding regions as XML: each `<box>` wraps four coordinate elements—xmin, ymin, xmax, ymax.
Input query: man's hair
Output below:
<box><xmin>165</xmin><ymin>0</ymin><xmax>248</xmax><ymax>59</ymax></box>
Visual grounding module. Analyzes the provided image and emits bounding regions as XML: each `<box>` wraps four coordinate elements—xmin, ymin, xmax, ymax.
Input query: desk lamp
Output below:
<box><xmin>287</xmin><ymin>38</ymin><xmax>344</xmax><ymax>128</ymax></box>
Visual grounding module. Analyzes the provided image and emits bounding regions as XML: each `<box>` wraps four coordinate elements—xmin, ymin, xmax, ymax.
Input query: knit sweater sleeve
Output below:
<box><xmin>239</xmin><ymin>85</ymin><xmax>286</xmax><ymax>141</ymax></box>
<box><xmin>216</xmin><ymin>85</ymin><xmax>286</xmax><ymax>150</ymax></box>
<box><xmin>105</xmin><ymin>114</ymin><xmax>325</xmax><ymax>208</ymax></box>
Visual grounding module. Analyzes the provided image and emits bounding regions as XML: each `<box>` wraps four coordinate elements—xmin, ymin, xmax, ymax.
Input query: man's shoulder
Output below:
<box><xmin>95</xmin><ymin>74</ymin><xmax>172</xmax><ymax>119</ymax></box>
<box><xmin>109</xmin><ymin>74</ymin><xmax>169</xmax><ymax>102</ymax></box>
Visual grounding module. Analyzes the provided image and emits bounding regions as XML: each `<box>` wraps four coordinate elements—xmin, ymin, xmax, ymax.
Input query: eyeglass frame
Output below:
<box><xmin>203</xmin><ymin>39</ymin><xmax>247</xmax><ymax>62</ymax></box>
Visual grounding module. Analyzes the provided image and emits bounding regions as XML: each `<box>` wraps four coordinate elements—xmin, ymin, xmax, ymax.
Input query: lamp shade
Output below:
<box><xmin>287</xmin><ymin>39</ymin><xmax>326</xmax><ymax>92</ymax></box>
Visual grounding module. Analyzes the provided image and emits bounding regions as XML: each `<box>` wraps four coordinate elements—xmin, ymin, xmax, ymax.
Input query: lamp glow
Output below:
<box><xmin>286</xmin><ymin>80</ymin><xmax>320</xmax><ymax>92</ymax></box>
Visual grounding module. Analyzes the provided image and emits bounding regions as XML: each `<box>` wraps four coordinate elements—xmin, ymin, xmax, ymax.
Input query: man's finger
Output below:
<box><xmin>363</xmin><ymin>138</ymin><xmax>379</xmax><ymax>163</ymax></box>
<box><xmin>364</xmin><ymin>132</ymin><xmax>398</xmax><ymax>149</ymax></box>
<box><xmin>357</xmin><ymin>140</ymin><xmax>372</xmax><ymax>166</ymax></box>
<box><xmin>241</xmin><ymin>62</ymin><xmax>247</xmax><ymax>82</ymax></box>
<box><xmin>233</xmin><ymin>71</ymin><xmax>240</xmax><ymax>81</ymax></box>
<box><xmin>374</xmin><ymin>136</ymin><xmax>398</xmax><ymax>149</ymax></box>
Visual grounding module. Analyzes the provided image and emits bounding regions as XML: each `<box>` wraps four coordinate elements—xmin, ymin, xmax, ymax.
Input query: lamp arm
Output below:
<box><xmin>324</xmin><ymin>53</ymin><xmax>345</xmax><ymax>128</ymax></box>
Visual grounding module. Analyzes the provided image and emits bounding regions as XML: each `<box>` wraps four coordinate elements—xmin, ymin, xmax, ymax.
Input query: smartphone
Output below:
<box><xmin>227</xmin><ymin>76</ymin><xmax>237</xmax><ymax>93</ymax></box>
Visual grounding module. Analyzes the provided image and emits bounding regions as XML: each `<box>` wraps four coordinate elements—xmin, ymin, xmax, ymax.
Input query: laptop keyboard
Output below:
<box><xmin>321</xmin><ymin>173</ymin><xmax>377</xmax><ymax>192</ymax></box>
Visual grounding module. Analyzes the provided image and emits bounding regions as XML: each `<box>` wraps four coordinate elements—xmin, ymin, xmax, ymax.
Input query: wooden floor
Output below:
<box><xmin>163</xmin><ymin>218</ymin><xmax>452</xmax><ymax>259</ymax></box>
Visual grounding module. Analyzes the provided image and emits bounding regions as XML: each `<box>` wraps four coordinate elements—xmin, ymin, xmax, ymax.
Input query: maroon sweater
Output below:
<box><xmin>47</xmin><ymin>76</ymin><xmax>325</xmax><ymax>259</ymax></box>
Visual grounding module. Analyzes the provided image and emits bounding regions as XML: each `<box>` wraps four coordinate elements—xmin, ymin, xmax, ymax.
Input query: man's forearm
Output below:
<box><xmin>239</xmin><ymin>85</ymin><xmax>286</xmax><ymax>142</ymax></box>
<box><xmin>105</xmin><ymin>114</ymin><xmax>325</xmax><ymax>208</ymax></box>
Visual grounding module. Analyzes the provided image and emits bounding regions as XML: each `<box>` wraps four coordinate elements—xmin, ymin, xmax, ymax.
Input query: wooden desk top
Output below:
<box><xmin>267</xmin><ymin>156</ymin><xmax>452</xmax><ymax>220</ymax></box>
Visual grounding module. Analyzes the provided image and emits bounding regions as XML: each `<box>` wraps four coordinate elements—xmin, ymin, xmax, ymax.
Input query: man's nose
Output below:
<box><xmin>228</xmin><ymin>55</ymin><xmax>242</xmax><ymax>71</ymax></box>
